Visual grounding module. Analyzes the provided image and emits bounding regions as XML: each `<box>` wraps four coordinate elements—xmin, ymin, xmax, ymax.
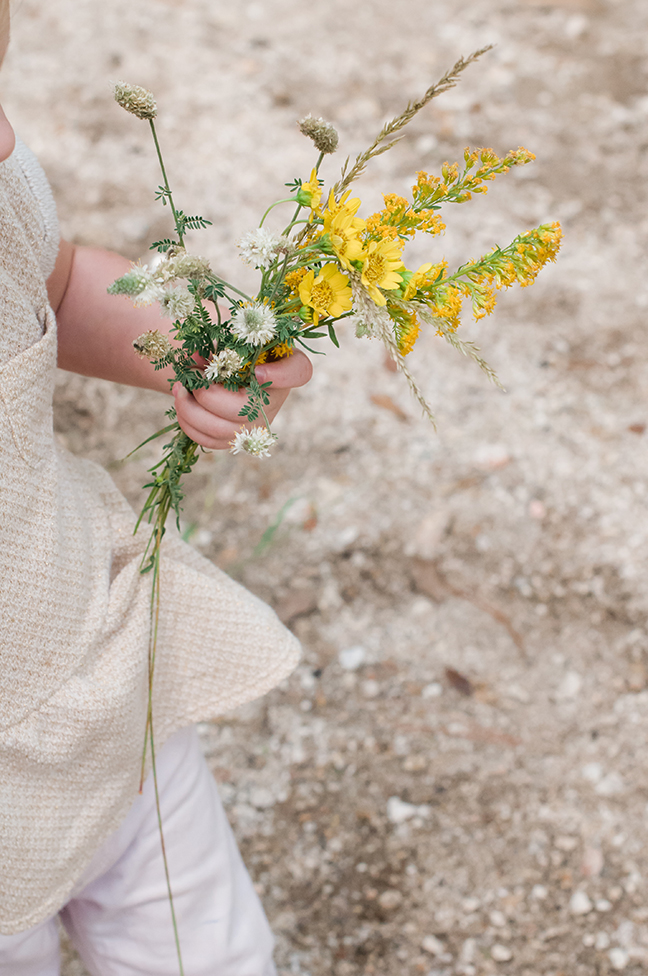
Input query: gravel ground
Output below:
<box><xmin>5</xmin><ymin>0</ymin><xmax>648</xmax><ymax>973</ymax></box>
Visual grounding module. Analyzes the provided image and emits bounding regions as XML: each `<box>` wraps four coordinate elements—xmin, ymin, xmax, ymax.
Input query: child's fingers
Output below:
<box><xmin>189</xmin><ymin>383</ymin><xmax>251</xmax><ymax>423</ymax></box>
<box><xmin>255</xmin><ymin>350</ymin><xmax>312</xmax><ymax>389</ymax></box>
<box><xmin>173</xmin><ymin>384</ymin><xmax>241</xmax><ymax>449</ymax></box>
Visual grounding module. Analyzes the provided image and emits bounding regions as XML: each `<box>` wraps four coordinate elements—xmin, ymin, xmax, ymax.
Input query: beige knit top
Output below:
<box><xmin>0</xmin><ymin>142</ymin><xmax>300</xmax><ymax>935</ymax></box>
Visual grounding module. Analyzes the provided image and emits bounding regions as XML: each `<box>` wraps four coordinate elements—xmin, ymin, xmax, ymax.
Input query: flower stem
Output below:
<box><xmin>259</xmin><ymin>198</ymin><xmax>296</xmax><ymax>228</ymax></box>
<box><xmin>149</xmin><ymin>119</ymin><xmax>184</xmax><ymax>246</ymax></box>
<box><xmin>149</xmin><ymin>719</ymin><xmax>185</xmax><ymax>976</ymax></box>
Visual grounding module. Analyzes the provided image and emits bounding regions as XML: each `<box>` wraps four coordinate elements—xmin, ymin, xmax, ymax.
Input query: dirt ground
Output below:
<box><xmin>5</xmin><ymin>0</ymin><xmax>648</xmax><ymax>973</ymax></box>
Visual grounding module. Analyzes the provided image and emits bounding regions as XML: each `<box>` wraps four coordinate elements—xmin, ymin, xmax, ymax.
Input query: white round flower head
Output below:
<box><xmin>204</xmin><ymin>349</ymin><xmax>244</xmax><ymax>383</ymax></box>
<box><xmin>237</xmin><ymin>229</ymin><xmax>284</xmax><ymax>269</ymax></box>
<box><xmin>133</xmin><ymin>281</ymin><xmax>166</xmax><ymax>308</ymax></box>
<box><xmin>230</xmin><ymin>302</ymin><xmax>277</xmax><ymax>346</ymax></box>
<box><xmin>159</xmin><ymin>287</ymin><xmax>195</xmax><ymax>320</ymax></box>
<box><xmin>133</xmin><ymin>330</ymin><xmax>173</xmax><ymax>361</ymax></box>
<box><xmin>230</xmin><ymin>427</ymin><xmax>276</xmax><ymax>458</ymax></box>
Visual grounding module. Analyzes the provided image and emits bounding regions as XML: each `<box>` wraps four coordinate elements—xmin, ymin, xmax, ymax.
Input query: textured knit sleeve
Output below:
<box><xmin>0</xmin><ymin>140</ymin><xmax>58</xmax><ymax>364</ymax></box>
<box><xmin>11</xmin><ymin>137</ymin><xmax>60</xmax><ymax>279</ymax></box>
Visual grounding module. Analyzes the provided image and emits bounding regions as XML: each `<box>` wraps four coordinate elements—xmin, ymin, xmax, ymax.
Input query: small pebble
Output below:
<box><xmin>595</xmin><ymin>932</ymin><xmax>610</xmax><ymax>950</ymax></box>
<box><xmin>338</xmin><ymin>645</ymin><xmax>366</xmax><ymax>670</ymax></box>
<box><xmin>462</xmin><ymin>897</ymin><xmax>481</xmax><ymax>912</ymax></box>
<box><xmin>386</xmin><ymin>796</ymin><xmax>431</xmax><ymax>824</ymax></box>
<box><xmin>422</xmin><ymin>681</ymin><xmax>443</xmax><ymax>698</ymax></box>
<box><xmin>491</xmin><ymin>944</ymin><xmax>513</xmax><ymax>962</ymax></box>
<box><xmin>531</xmin><ymin>884</ymin><xmax>548</xmax><ymax>900</ymax></box>
<box><xmin>421</xmin><ymin>934</ymin><xmax>445</xmax><ymax>956</ymax></box>
<box><xmin>609</xmin><ymin>947</ymin><xmax>630</xmax><ymax>970</ymax></box>
<box><xmin>556</xmin><ymin>670</ymin><xmax>583</xmax><ymax>700</ymax></box>
<box><xmin>361</xmin><ymin>679</ymin><xmax>380</xmax><ymax>698</ymax></box>
<box><xmin>582</xmin><ymin>762</ymin><xmax>603</xmax><ymax>784</ymax></box>
<box><xmin>554</xmin><ymin>835</ymin><xmax>578</xmax><ymax>852</ymax></box>
<box><xmin>249</xmin><ymin>787</ymin><xmax>275</xmax><ymax>810</ymax></box>
<box><xmin>596</xmin><ymin>898</ymin><xmax>613</xmax><ymax>912</ymax></box>
<box><xmin>377</xmin><ymin>889</ymin><xmax>402</xmax><ymax>911</ymax></box>
<box><xmin>489</xmin><ymin>910</ymin><xmax>507</xmax><ymax>927</ymax></box>
<box><xmin>570</xmin><ymin>890</ymin><xmax>593</xmax><ymax>916</ymax></box>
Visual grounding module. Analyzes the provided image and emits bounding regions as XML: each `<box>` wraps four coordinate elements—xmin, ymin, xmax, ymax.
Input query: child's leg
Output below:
<box><xmin>0</xmin><ymin>919</ymin><xmax>60</xmax><ymax>976</ymax></box>
<box><xmin>61</xmin><ymin>726</ymin><xmax>276</xmax><ymax>976</ymax></box>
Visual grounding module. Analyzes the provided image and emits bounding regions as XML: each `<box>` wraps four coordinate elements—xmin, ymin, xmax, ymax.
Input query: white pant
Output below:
<box><xmin>0</xmin><ymin>727</ymin><xmax>276</xmax><ymax>976</ymax></box>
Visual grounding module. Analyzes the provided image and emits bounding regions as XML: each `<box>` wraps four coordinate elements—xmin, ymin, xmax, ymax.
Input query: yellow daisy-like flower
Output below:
<box><xmin>402</xmin><ymin>262</ymin><xmax>435</xmax><ymax>301</ymax></box>
<box><xmin>360</xmin><ymin>238</ymin><xmax>405</xmax><ymax>306</ymax></box>
<box><xmin>296</xmin><ymin>168</ymin><xmax>323</xmax><ymax>217</ymax></box>
<box><xmin>322</xmin><ymin>198</ymin><xmax>366</xmax><ymax>271</ymax></box>
<box><xmin>299</xmin><ymin>263</ymin><xmax>352</xmax><ymax>325</ymax></box>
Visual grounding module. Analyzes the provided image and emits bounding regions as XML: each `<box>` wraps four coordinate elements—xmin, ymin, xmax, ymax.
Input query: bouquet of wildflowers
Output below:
<box><xmin>109</xmin><ymin>50</ymin><xmax>561</xmax><ymax>973</ymax></box>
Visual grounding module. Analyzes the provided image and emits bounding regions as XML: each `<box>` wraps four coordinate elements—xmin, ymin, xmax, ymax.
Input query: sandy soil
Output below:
<box><xmin>5</xmin><ymin>0</ymin><xmax>648</xmax><ymax>973</ymax></box>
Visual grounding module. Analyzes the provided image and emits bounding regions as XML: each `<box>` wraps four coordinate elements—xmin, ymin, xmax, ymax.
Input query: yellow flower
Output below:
<box><xmin>299</xmin><ymin>263</ymin><xmax>352</xmax><ymax>325</ymax></box>
<box><xmin>402</xmin><ymin>262</ymin><xmax>435</xmax><ymax>300</ymax></box>
<box><xmin>360</xmin><ymin>238</ymin><xmax>405</xmax><ymax>306</ymax></box>
<box><xmin>396</xmin><ymin>310</ymin><xmax>421</xmax><ymax>356</ymax></box>
<box><xmin>296</xmin><ymin>168</ymin><xmax>323</xmax><ymax>216</ymax></box>
<box><xmin>321</xmin><ymin>191</ymin><xmax>366</xmax><ymax>270</ymax></box>
<box><xmin>285</xmin><ymin>267</ymin><xmax>308</xmax><ymax>294</ymax></box>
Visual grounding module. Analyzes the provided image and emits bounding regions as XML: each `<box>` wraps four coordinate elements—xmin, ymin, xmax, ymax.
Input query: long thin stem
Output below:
<box><xmin>208</xmin><ymin>273</ymin><xmax>251</xmax><ymax>302</ymax></box>
<box><xmin>149</xmin><ymin>119</ymin><xmax>184</xmax><ymax>246</ymax></box>
<box><xmin>149</xmin><ymin>719</ymin><xmax>185</xmax><ymax>975</ymax></box>
<box><xmin>259</xmin><ymin>197</ymin><xmax>297</xmax><ymax>227</ymax></box>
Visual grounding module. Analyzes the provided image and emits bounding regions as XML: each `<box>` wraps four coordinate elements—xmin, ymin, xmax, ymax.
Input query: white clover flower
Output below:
<box><xmin>204</xmin><ymin>349</ymin><xmax>243</xmax><ymax>382</ymax></box>
<box><xmin>160</xmin><ymin>287</ymin><xmax>195</xmax><ymax>320</ymax></box>
<box><xmin>237</xmin><ymin>229</ymin><xmax>284</xmax><ymax>269</ymax></box>
<box><xmin>133</xmin><ymin>282</ymin><xmax>166</xmax><ymax>307</ymax></box>
<box><xmin>230</xmin><ymin>427</ymin><xmax>276</xmax><ymax>458</ymax></box>
<box><xmin>159</xmin><ymin>253</ymin><xmax>211</xmax><ymax>282</ymax></box>
<box><xmin>230</xmin><ymin>302</ymin><xmax>277</xmax><ymax>346</ymax></box>
<box><xmin>133</xmin><ymin>330</ymin><xmax>173</xmax><ymax>361</ymax></box>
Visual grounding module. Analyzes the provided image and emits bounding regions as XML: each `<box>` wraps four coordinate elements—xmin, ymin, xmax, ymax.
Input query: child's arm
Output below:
<box><xmin>49</xmin><ymin>242</ymin><xmax>312</xmax><ymax>450</ymax></box>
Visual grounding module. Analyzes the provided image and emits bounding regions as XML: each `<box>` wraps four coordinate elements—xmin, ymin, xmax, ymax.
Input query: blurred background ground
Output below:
<box><xmin>5</xmin><ymin>0</ymin><xmax>648</xmax><ymax>972</ymax></box>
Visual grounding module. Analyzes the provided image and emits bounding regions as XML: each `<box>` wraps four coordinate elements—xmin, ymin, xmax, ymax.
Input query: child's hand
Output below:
<box><xmin>172</xmin><ymin>351</ymin><xmax>313</xmax><ymax>450</ymax></box>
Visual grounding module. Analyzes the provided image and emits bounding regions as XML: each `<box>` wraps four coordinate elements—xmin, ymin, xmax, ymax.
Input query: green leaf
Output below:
<box><xmin>327</xmin><ymin>322</ymin><xmax>340</xmax><ymax>348</ymax></box>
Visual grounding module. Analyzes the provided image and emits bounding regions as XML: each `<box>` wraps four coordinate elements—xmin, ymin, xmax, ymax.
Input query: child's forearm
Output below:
<box><xmin>52</xmin><ymin>242</ymin><xmax>175</xmax><ymax>393</ymax></box>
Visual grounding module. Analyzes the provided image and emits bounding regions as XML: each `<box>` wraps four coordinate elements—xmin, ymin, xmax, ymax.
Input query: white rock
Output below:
<box><xmin>609</xmin><ymin>947</ymin><xmax>630</xmax><ymax>970</ymax></box>
<box><xmin>249</xmin><ymin>787</ymin><xmax>275</xmax><ymax>809</ymax></box>
<box><xmin>489</xmin><ymin>910</ymin><xmax>507</xmax><ymax>927</ymax></box>
<box><xmin>378</xmin><ymin>889</ymin><xmax>402</xmax><ymax>911</ymax></box>
<box><xmin>554</xmin><ymin>835</ymin><xmax>578</xmax><ymax>852</ymax></box>
<box><xmin>596</xmin><ymin>772</ymin><xmax>625</xmax><ymax>797</ymax></box>
<box><xmin>531</xmin><ymin>884</ymin><xmax>548</xmax><ymax>900</ymax></box>
<box><xmin>491</xmin><ymin>944</ymin><xmax>513</xmax><ymax>962</ymax></box>
<box><xmin>474</xmin><ymin>443</ymin><xmax>510</xmax><ymax>469</ymax></box>
<box><xmin>386</xmin><ymin>796</ymin><xmax>431</xmax><ymax>824</ymax></box>
<box><xmin>570</xmin><ymin>890</ymin><xmax>593</xmax><ymax>916</ymax></box>
<box><xmin>338</xmin><ymin>645</ymin><xmax>366</xmax><ymax>670</ymax></box>
<box><xmin>422</xmin><ymin>682</ymin><xmax>443</xmax><ymax>698</ymax></box>
<box><xmin>462</xmin><ymin>897</ymin><xmax>481</xmax><ymax>912</ymax></box>
<box><xmin>556</xmin><ymin>670</ymin><xmax>583</xmax><ymax>700</ymax></box>
<box><xmin>596</xmin><ymin>899</ymin><xmax>613</xmax><ymax>912</ymax></box>
<box><xmin>421</xmin><ymin>934</ymin><xmax>445</xmax><ymax>956</ymax></box>
<box><xmin>361</xmin><ymin>679</ymin><xmax>380</xmax><ymax>698</ymax></box>
<box><xmin>460</xmin><ymin>938</ymin><xmax>477</xmax><ymax>963</ymax></box>
<box><xmin>582</xmin><ymin>762</ymin><xmax>604</xmax><ymax>784</ymax></box>
<box><xmin>595</xmin><ymin>932</ymin><xmax>611</xmax><ymax>950</ymax></box>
